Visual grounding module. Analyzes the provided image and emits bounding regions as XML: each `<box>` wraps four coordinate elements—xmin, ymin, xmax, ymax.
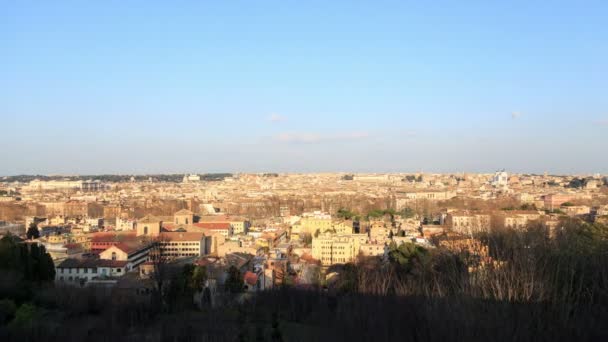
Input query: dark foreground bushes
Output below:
<box><xmin>1</xmin><ymin>286</ymin><xmax>607</xmax><ymax>342</ymax></box>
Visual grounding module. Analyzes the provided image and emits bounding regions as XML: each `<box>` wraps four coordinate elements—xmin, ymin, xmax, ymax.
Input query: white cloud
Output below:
<box><xmin>274</xmin><ymin>131</ymin><xmax>370</xmax><ymax>144</ymax></box>
<box><xmin>267</xmin><ymin>113</ymin><xmax>286</xmax><ymax>123</ymax></box>
<box><xmin>511</xmin><ymin>111</ymin><xmax>521</xmax><ymax>119</ymax></box>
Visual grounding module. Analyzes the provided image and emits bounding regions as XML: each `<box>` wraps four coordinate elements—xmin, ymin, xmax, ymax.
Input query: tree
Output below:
<box><xmin>225</xmin><ymin>266</ymin><xmax>243</xmax><ymax>293</ymax></box>
<box><xmin>9</xmin><ymin>303</ymin><xmax>39</xmax><ymax>328</ymax></box>
<box><xmin>401</xmin><ymin>207</ymin><xmax>415</xmax><ymax>218</ymax></box>
<box><xmin>388</xmin><ymin>242</ymin><xmax>427</xmax><ymax>270</ymax></box>
<box><xmin>301</xmin><ymin>233</ymin><xmax>313</xmax><ymax>246</ymax></box>
<box><xmin>404</xmin><ymin>175</ymin><xmax>417</xmax><ymax>182</ymax></box>
<box><xmin>149</xmin><ymin>236</ymin><xmax>171</xmax><ymax>311</ymax></box>
<box><xmin>337</xmin><ymin>208</ymin><xmax>356</xmax><ymax>220</ymax></box>
<box><xmin>567</xmin><ymin>178</ymin><xmax>586</xmax><ymax>189</ymax></box>
<box><xmin>190</xmin><ymin>265</ymin><xmax>208</xmax><ymax>292</ymax></box>
<box><xmin>26</xmin><ymin>223</ymin><xmax>40</xmax><ymax>240</ymax></box>
<box><xmin>0</xmin><ymin>235</ymin><xmax>54</xmax><ymax>283</ymax></box>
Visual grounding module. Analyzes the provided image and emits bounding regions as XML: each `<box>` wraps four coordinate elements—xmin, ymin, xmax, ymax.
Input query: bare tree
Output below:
<box><xmin>148</xmin><ymin>235</ymin><xmax>171</xmax><ymax>311</ymax></box>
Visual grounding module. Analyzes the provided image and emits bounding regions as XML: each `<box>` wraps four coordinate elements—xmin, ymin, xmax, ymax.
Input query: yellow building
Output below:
<box><xmin>294</xmin><ymin>217</ymin><xmax>333</xmax><ymax>236</ymax></box>
<box><xmin>174</xmin><ymin>209</ymin><xmax>194</xmax><ymax>225</ymax></box>
<box><xmin>136</xmin><ymin>215</ymin><xmax>162</xmax><ymax>237</ymax></box>
<box><xmin>333</xmin><ymin>220</ymin><xmax>354</xmax><ymax>235</ymax></box>
<box><xmin>312</xmin><ymin>233</ymin><xmax>367</xmax><ymax>266</ymax></box>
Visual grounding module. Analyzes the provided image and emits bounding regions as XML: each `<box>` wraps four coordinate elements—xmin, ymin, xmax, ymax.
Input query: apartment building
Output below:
<box><xmin>55</xmin><ymin>258</ymin><xmax>128</xmax><ymax>286</ymax></box>
<box><xmin>159</xmin><ymin>232</ymin><xmax>207</xmax><ymax>259</ymax></box>
<box><xmin>498</xmin><ymin>211</ymin><xmax>543</xmax><ymax>229</ymax></box>
<box><xmin>543</xmin><ymin>194</ymin><xmax>575</xmax><ymax>211</ymax></box>
<box><xmin>312</xmin><ymin>233</ymin><xmax>368</xmax><ymax>266</ymax></box>
<box><xmin>198</xmin><ymin>215</ymin><xmax>251</xmax><ymax>235</ymax></box>
<box><xmin>445</xmin><ymin>211</ymin><xmax>492</xmax><ymax>234</ymax></box>
<box><xmin>99</xmin><ymin>241</ymin><xmax>153</xmax><ymax>270</ymax></box>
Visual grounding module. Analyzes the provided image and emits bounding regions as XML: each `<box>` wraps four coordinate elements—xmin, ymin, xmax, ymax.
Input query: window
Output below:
<box><xmin>111</xmin><ymin>252</ymin><xmax>117</xmax><ymax>260</ymax></box>
<box><xmin>92</xmin><ymin>268</ymin><xmax>97</xmax><ymax>273</ymax></box>
<box><xmin>144</xmin><ymin>226</ymin><xmax>148</xmax><ymax>235</ymax></box>
<box><xmin>84</xmin><ymin>268</ymin><xmax>88</xmax><ymax>274</ymax></box>
<box><xmin>116</xmin><ymin>268</ymin><xmax>122</xmax><ymax>273</ymax></box>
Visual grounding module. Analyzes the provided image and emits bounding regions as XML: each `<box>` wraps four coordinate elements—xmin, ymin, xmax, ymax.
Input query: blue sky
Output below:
<box><xmin>1</xmin><ymin>1</ymin><xmax>607</xmax><ymax>175</ymax></box>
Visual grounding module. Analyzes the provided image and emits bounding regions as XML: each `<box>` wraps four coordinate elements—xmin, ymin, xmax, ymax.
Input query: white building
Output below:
<box><xmin>183</xmin><ymin>174</ymin><xmax>201</xmax><ymax>183</ymax></box>
<box><xmin>490</xmin><ymin>170</ymin><xmax>509</xmax><ymax>187</ymax></box>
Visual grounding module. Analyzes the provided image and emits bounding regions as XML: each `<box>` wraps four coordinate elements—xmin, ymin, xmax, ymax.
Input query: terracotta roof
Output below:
<box><xmin>57</xmin><ymin>258</ymin><xmax>128</xmax><ymax>268</ymax></box>
<box><xmin>109</xmin><ymin>242</ymin><xmax>151</xmax><ymax>255</ymax></box>
<box><xmin>90</xmin><ymin>232</ymin><xmax>136</xmax><ymax>242</ymax></box>
<box><xmin>193</xmin><ymin>222</ymin><xmax>231</xmax><ymax>230</ymax></box>
<box><xmin>244</xmin><ymin>271</ymin><xmax>258</xmax><ymax>286</ymax></box>
<box><xmin>159</xmin><ymin>232</ymin><xmax>205</xmax><ymax>242</ymax></box>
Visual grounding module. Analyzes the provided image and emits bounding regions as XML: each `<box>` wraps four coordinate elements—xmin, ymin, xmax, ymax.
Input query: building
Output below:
<box><xmin>159</xmin><ymin>232</ymin><xmax>207</xmax><ymax>259</ymax></box>
<box><xmin>64</xmin><ymin>200</ymin><xmax>88</xmax><ymax>217</ymax></box>
<box><xmin>312</xmin><ymin>233</ymin><xmax>367</xmax><ymax>266</ymax></box>
<box><xmin>395</xmin><ymin>191</ymin><xmax>457</xmax><ymax>209</ymax></box>
<box><xmin>174</xmin><ymin>209</ymin><xmax>194</xmax><ymax>225</ymax></box>
<box><xmin>293</xmin><ymin>214</ymin><xmax>333</xmax><ymax>236</ymax></box>
<box><xmin>491</xmin><ymin>170</ymin><xmax>509</xmax><ymax>187</ymax></box>
<box><xmin>115</xmin><ymin>217</ymin><xmax>136</xmax><ymax>231</ymax></box>
<box><xmin>55</xmin><ymin>258</ymin><xmax>128</xmax><ymax>286</ymax></box>
<box><xmin>561</xmin><ymin>205</ymin><xmax>590</xmax><ymax>216</ymax></box>
<box><xmin>193</xmin><ymin>222</ymin><xmax>233</xmax><ymax>236</ymax></box>
<box><xmin>90</xmin><ymin>232</ymin><xmax>138</xmax><ymax>252</ymax></box>
<box><xmin>182</xmin><ymin>174</ymin><xmax>201</xmax><ymax>183</ymax></box>
<box><xmin>359</xmin><ymin>243</ymin><xmax>388</xmax><ymax>258</ymax></box>
<box><xmin>543</xmin><ymin>194</ymin><xmax>575</xmax><ymax>211</ymax></box>
<box><xmin>497</xmin><ymin>211</ymin><xmax>543</xmax><ymax>229</ymax></box>
<box><xmin>25</xmin><ymin>179</ymin><xmax>106</xmax><ymax>192</ymax></box>
<box><xmin>99</xmin><ymin>242</ymin><xmax>154</xmax><ymax>270</ymax></box>
<box><xmin>445</xmin><ymin>211</ymin><xmax>492</xmax><ymax>234</ymax></box>
<box><xmin>197</xmin><ymin>215</ymin><xmax>251</xmax><ymax>235</ymax></box>
<box><xmin>136</xmin><ymin>215</ymin><xmax>162</xmax><ymax>237</ymax></box>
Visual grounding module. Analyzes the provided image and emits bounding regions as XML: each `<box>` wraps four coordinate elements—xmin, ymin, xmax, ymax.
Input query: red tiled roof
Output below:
<box><xmin>244</xmin><ymin>271</ymin><xmax>258</xmax><ymax>286</ymax></box>
<box><xmin>193</xmin><ymin>222</ymin><xmax>230</xmax><ymax>230</ymax></box>
<box><xmin>159</xmin><ymin>232</ymin><xmax>205</xmax><ymax>241</ymax></box>
<box><xmin>90</xmin><ymin>232</ymin><xmax>136</xmax><ymax>242</ymax></box>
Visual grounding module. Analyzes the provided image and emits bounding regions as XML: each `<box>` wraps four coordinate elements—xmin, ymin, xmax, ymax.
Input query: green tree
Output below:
<box><xmin>336</xmin><ymin>208</ymin><xmax>356</xmax><ymax>220</ymax></box>
<box><xmin>388</xmin><ymin>242</ymin><xmax>427</xmax><ymax>270</ymax></box>
<box><xmin>10</xmin><ymin>303</ymin><xmax>39</xmax><ymax>328</ymax></box>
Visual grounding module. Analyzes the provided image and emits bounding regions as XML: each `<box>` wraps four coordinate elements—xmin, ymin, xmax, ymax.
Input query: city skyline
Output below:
<box><xmin>2</xmin><ymin>1</ymin><xmax>608</xmax><ymax>175</ymax></box>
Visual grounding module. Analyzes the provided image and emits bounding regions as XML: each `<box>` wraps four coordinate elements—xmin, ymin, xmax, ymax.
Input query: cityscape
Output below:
<box><xmin>2</xmin><ymin>1</ymin><xmax>608</xmax><ymax>341</ymax></box>
<box><xmin>1</xmin><ymin>172</ymin><xmax>607</xmax><ymax>340</ymax></box>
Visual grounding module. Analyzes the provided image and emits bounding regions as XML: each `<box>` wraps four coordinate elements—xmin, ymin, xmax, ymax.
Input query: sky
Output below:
<box><xmin>1</xmin><ymin>1</ymin><xmax>607</xmax><ymax>175</ymax></box>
